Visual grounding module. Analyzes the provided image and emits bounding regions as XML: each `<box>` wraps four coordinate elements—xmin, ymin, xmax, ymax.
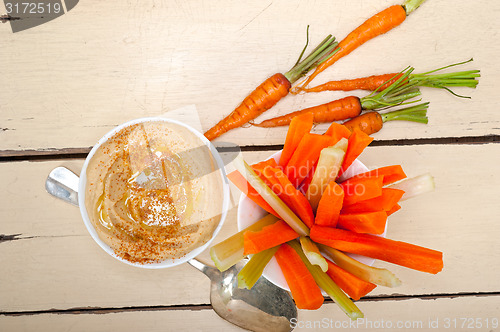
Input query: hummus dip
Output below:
<box><xmin>84</xmin><ymin>120</ymin><xmax>224</xmax><ymax>264</ymax></box>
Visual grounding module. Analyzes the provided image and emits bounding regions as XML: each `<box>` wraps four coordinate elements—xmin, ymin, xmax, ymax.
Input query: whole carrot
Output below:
<box><xmin>294</xmin><ymin>0</ymin><xmax>427</xmax><ymax>90</ymax></box>
<box><xmin>255</xmin><ymin>96</ymin><xmax>362</xmax><ymax>128</ymax></box>
<box><xmin>303</xmin><ymin>73</ymin><xmax>402</xmax><ymax>93</ymax></box>
<box><xmin>205</xmin><ymin>74</ymin><xmax>291</xmax><ymax>140</ymax></box>
<box><xmin>302</xmin><ymin>59</ymin><xmax>480</xmax><ymax>95</ymax></box>
<box><xmin>204</xmin><ymin>31</ymin><xmax>339</xmax><ymax>140</ymax></box>
<box><xmin>254</xmin><ymin>66</ymin><xmax>423</xmax><ymax>127</ymax></box>
<box><xmin>343</xmin><ymin>103</ymin><xmax>429</xmax><ymax>135</ymax></box>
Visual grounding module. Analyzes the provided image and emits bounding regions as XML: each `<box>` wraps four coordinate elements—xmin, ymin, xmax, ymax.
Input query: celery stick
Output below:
<box><xmin>210</xmin><ymin>214</ymin><xmax>279</xmax><ymax>272</ymax></box>
<box><xmin>233</xmin><ymin>155</ymin><xmax>310</xmax><ymax>236</ymax></box>
<box><xmin>388</xmin><ymin>173</ymin><xmax>435</xmax><ymax>201</ymax></box>
<box><xmin>333</xmin><ymin>137</ymin><xmax>348</xmax><ymax>151</ymax></box>
<box><xmin>318</xmin><ymin>244</ymin><xmax>401</xmax><ymax>287</ymax></box>
<box><xmin>237</xmin><ymin>246</ymin><xmax>279</xmax><ymax>289</ymax></box>
<box><xmin>306</xmin><ymin>139</ymin><xmax>347</xmax><ymax>211</ymax></box>
<box><xmin>288</xmin><ymin>240</ymin><xmax>364</xmax><ymax>320</ymax></box>
<box><xmin>300</xmin><ymin>236</ymin><xmax>328</xmax><ymax>272</ymax></box>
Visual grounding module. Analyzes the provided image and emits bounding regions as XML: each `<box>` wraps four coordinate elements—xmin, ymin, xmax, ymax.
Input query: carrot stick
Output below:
<box><xmin>386</xmin><ymin>203</ymin><xmax>401</xmax><ymax>216</ymax></box>
<box><xmin>310</xmin><ymin>226</ymin><xmax>444</xmax><ymax>274</ymax></box>
<box><xmin>340</xmin><ymin>176</ymin><xmax>384</xmax><ymax>206</ymax></box>
<box><xmin>243</xmin><ymin>220</ymin><xmax>299</xmax><ymax>255</ymax></box>
<box><xmin>337</xmin><ymin>211</ymin><xmax>388</xmax><ymax>235</ymax></box>
<box><xmin>348</xmin><ymin>165</ymin><xmax>407</xmax><ymax>186</ymax></box>
<box><xmin>233</xmin><ymin>156</ymin><xmax>310</xmax><ymax>236</ymax></box>
<box><xmin>296</xmin><ymin>4</ymin><xmax>411</xmax><ymax>89</ymax></box>
<box><xmin>287</xmin><ymin>240</ymin><xmax>364</xmax><ymax>319</ymax></box>
<box><xmin>256</xmin><ymin>166</ymin><xmax>314</xmax><ymax>228</ymax></box>
<box><xmin>252</xmin><ymin>158</ymin><xmax>278</xmax><ymax>171</ymax></box>
<box><xmin>325</xmin><ymin>259</ymin><xmax>376</xmax><ymax>301</ymax></box>
<box><xmin>338</xmin><ymin>129</ymin><xmax>374</xmax><ymax>178</ymax></box>
<box><xmin>279</xmin><ymin>113</ymin><xmax>314</xmax><ymax>168</ymax></box>
<box><xmin>285</xmin><ymin>133</ymin><xmax>335</xmax><ymax>187</ymax></box>
<box><xmin>275</xmin><ymin>243</ymin><xmax>324</xmax><ymax>310</ymax></box>
<box><xmin>303</xmin><ymin>73</ymin><xmax>403</xmax><ymax>93</ymax></box>
<box><xmin>253</xmin><ymin>96</ymin><xmax>362</xmax><ymax>128</ymax></box>
<box><xmin>252</xmin><ymin>158</ymin><xmax>278</xmax><ymax>183</ymax></box>
<box><xmin>273</xmin><ymin>167</ymin><xmax>315</xmax><ymax>228</ymax></box>
<box><xmin>227</xmin><ymin>170</ymin><xmax>278</xmax><ymax>216</ymax></box>
<box><xmin>204</xmin><ymin>32</ymin><xmax>339</xmax><ymax>140</ymax></box>
<box><xmin>341</xmin><ymin>188</ymin><xmax>405</xmax><ymax>214</ymax></box>
<box><xmin>324</xmin><ymin>122</ymin><xmax>352</xmax><ymax>142</ymax></box>
<box><xmin>315</xmin><ymin>181</ymin><xmax>344</xmax><ymax>227</ymax></box>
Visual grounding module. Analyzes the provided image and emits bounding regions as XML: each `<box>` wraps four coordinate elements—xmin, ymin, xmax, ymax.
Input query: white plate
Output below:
<box><xmin>237</xmin><ymin>150</ymin><xmax>387</xmax><ymax>291</ymax></box>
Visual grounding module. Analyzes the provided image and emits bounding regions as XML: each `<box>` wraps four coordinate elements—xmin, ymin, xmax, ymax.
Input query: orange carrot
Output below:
<box><xmin>348</xmin><ymin>165</ymin><xmax>407</xmax><ymax>186</ymax></box>
<box><xmin>342</xmin><ymin>101</ymin><xmax>430</xmax><ymax>136</ymax></box>
<box><xmin>205</xmin><ymin>73</ymin><xmax>291</xmax><ymax>140</ymax></box>
<box><xmin>341</xmin><ymin>188</ymin><xmax>405</xmax><ymax>214</ymax></box>
<box><xmin>285</xmin><ymin>133</ymin><xmax>335</xmax><ymax>187</ymax></box>
<box><xmin>274</xmin><ymin>243</ymin><xmax>324</xmax><ymax>309</ymax></box>
<box><xmin>279</xmin><ymin>112</ymin><xmax>314</xmax><ymax>168</ymax></box>
<box><xmin>325</xmin><ymin>259</ymin><xmax>376</xmax><ymax>301</ymax></box>
<box><xmin>253</xmin><ymin>96</ymin><xmax>362</xmax><ymax>128</ymax></box>
<box><xmin>301</xmin><ymin>57</ymin><xmax>480</xmax><ymax>94</ymax></box>
<box><xmin>324</xmin><ymin>122</ymin><xmax>352</xmax><ymax>142</ymax></box>
<box><xmin>273</xmin><ymin>168</ymin><xmax>315</xmax><ymax>229</ymax></box>
<box><xmin>302</xmin><ymin>73</ymin><xmax>404</xmax><ymax>93</ymax></box>
<box><xmin>338</xmin><ymin>129</ymin><xmax>374</xmax><ymax>178</ymax></box>
<box><xmin>340</xmin><ymin>176</ymin><xmax>384</xmax><ymax>206</ymax></box>
<box><xmin>257</xmin><ymin>166</ymin><xmax>315</xmax><ymax>228</ymax></box>
<box><xmin>387</xmin><ymin>203</ymin><xmax>401</xmax><ymax>216</ymax></box>
<box><xmin>204</xmin><ymin>32</ymin><xmax>340</xmax><ymax>140</ymax></box>
<box><xmin>227</xmin><ymin>170</ymin><xmax>278</xmax><ymax>216</ymax></box>
<box><xmin>243</xmin><ymin>220</ymin><xmax>299</xmax><ymax>255</ymax></box>
<box><xmin>315</xmin><ymin>181</ymin><xmax>344</xmax><ymax>227</ymax></box>
<box><xmin>337</xmin><ymin>211</ymin><xmax>388</xmax><ymax>235</ymax></box>
<box><xmin>252</xmin><ymin>158</ymin><xmax>278</xmax><ymax>180</ymax></box>
<box><xmin>298</xmin><ymin>167</ymin><xmax>315</xmax><ymax>194</ymax></box>
<box><xmin>343</xmin><ymin>112</ymin><xmax>384</xmax><ymax>136</ymax></box>
<box><xmin>310</xmin><ymin>226</ymin><xmax>444</xmax><ymax>274</ymax></box>
<box><xmin>296</xmin><ymin>4</ymin><xmax>409</xmax><ymax>89</ymax></box>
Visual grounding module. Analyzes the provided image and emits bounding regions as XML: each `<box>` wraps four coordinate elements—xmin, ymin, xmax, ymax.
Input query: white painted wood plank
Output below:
<box><xmin>1</xmin><ymin>296</ymin><xmax>499</xmax><ymax>332</ymax></box>
<box><xmin>1</xmin><ymin>144</ymin><xmax>500</xmax><ymax>312</ymax></box>
<box><xmin>1</xmin><ymin>0</ymin><xmax>498</xmax><ymax>152</ymax></box>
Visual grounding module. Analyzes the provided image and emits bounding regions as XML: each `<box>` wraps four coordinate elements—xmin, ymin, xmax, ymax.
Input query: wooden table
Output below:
<box><xmin>2</xmin><ymin>0</ymin><xmax>499</xmax><ymax>330</ymax></box>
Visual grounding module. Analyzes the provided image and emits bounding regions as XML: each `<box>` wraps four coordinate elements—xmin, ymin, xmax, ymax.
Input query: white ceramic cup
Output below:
<box><xmin>78</xmin><ymin>117</ymin><xmax>230</xmax><ymax>268</ymax></box>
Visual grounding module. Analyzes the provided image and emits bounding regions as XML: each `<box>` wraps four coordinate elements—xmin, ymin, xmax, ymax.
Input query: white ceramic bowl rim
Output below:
<box><xmin>78</xmin><ymin>117</ymin><xmax>230</xmax><ymax>269</ymax></box>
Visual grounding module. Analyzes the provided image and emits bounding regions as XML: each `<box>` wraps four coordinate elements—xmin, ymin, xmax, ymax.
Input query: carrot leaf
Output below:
<box><xmin>403</xmin><ymin>0</ymin><xmax>427</xmax><ymax>15</ymax></box>
<box><xmin>285</xmin><ymin>34</ymin><xmax>339</xmax><ymax>84</ymax></box>
<box><xmin>380</xmin><ymin>102</ymin><xmax>429</xmax><ymax>124</ymax></box>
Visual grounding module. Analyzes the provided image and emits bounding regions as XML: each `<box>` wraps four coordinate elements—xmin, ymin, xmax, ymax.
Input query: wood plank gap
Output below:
<box><xmin>0</xmin><ymin>304</ymin><xmax>212</xmax><ymax>317</ymax></box>
<box><xmin>0</xmin><ymin>234</ymin><xmax>84</xmax><ymax>244</ymax></box>
<box><xmin>1</xmin><ymin>135</ymin><xmax>499</xmax><ymax>161</ymax></box>
<box><xmin>2</xmin><ymin>292</ymin><xmax>499</xmax><ymax>317</ymax></box>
